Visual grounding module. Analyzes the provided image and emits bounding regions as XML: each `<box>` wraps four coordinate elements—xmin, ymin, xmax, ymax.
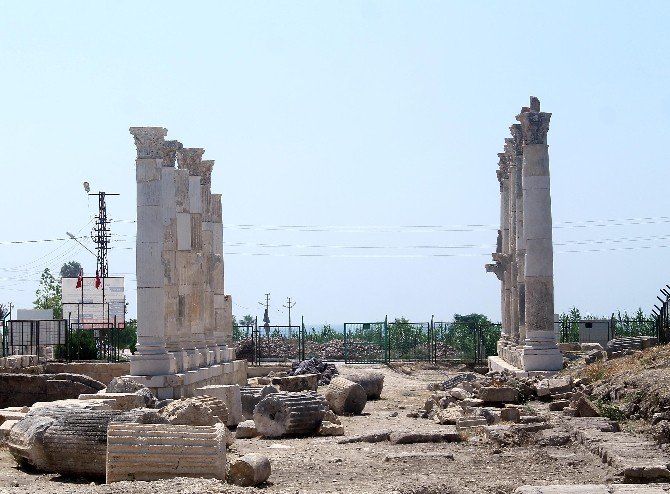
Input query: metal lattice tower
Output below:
<box><xmin>89</xmin><ymin>191</ymin><xmax>119</xmax><ymax>278</ymax></box>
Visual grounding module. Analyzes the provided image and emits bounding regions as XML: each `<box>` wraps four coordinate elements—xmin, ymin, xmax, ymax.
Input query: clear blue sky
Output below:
<box><xmin>1</xmin><ymin>1</ymin><xmax>669</xmax><ymax>325</ymax></box>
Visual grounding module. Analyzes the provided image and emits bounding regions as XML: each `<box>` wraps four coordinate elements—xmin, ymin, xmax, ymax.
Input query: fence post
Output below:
<box><xmin>300</xmin><ymin>316</ymin><xmax>305</xmax><ymax>361</ymax></box>
<box><xmin>382</xmin><ymin>315</ymin><xmax>391</xmax><ymax>364</ymax></box>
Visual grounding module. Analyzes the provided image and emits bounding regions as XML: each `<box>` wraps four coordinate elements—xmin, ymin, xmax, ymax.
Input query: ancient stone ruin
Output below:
<box><xmin>126</xmin><ymin>127</ymin><xmax>246</xmax><ymax>398</ymax></box>
<box><xmin>486</xmin><ymin>97</ymin><xmax>562</xmax><ymax>373</ymax></box>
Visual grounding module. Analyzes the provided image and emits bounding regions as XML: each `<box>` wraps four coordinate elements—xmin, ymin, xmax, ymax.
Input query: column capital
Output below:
<box><xmin>497</xmin><ymin>153</ymin><xmax>510</xmax><ymax>181</ymax></box>
<box><xmin>176</xmin><ymin>148</ymin><xmax>206</xmax><ymax>175</ymax></box>
<box><xmin>200</xmin><ymin>160</ymin><xmax>215</xmax><ymax>186</ymax></box>
<box><xmin>516</xmin><ymin>97</ymin><xmax>551</xmax><ymax>145</ymax></box>
<box><xmin>129</xmin><ymin>127</ymin><xmax>168</xmax><ymax>159</ymax></box>
<box><xmin>161</xmin><ymin>140</ymin><xmax>183</xmax><ymax>167</ymax></box>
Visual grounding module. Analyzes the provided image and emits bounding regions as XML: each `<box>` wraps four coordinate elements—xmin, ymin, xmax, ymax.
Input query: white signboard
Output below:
<box><xmin>62</xmin><ymin>277</ymin><xmax>125</xmax><ymax>327</ymax></box>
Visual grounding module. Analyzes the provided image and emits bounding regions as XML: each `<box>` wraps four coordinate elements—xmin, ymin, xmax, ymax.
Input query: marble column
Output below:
<box><xmin>516</xmin><ymin>97</ymin><xmax>562</xmax><ymax>371</ymax></box>
<box><xmin>510</xmin><ymin>124</ymin><xmax>525</xmax><ymax>345</ymax></box>
<box><xmin>129</xmin><ymin>127</ymin><xmax>178</xmax><ymax>376</ymax></box>
<box><xmin>211</xmin><ymin>193</ymin><xmax>229</xmax><ymax>348</ymax></box>
<box><xmin>200</xmin><ymin>160</ymin><xmax>218</xmax><ymax>362</ymax></box>
<box><xmin>504</xmin><ymin>137</ymin><xmax>519</xmax><ymax>345</ymax></box>
<box><xmin>176</xmin><ymin>148</ymin><xmax>208</xmax><ymax>370</ymax></box>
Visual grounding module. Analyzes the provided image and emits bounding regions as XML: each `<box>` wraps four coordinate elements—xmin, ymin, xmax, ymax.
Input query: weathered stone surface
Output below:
<box><xmin>549</xmin><ymin>400</ymin><xmax>570</xmax><ymax>412</ymax></box>
<box><xmin>324</xmin><ymin>377</ymin><xmax>367</xmax><ymax>415</ymax></box>
<box><xmin>0</xmin><ymin>373</ymin><xmax>105</xmax><ymax>408</ymax></box>
<box><xmin>106</xmin><ymin>423</ymin><xmax>226</xmax><ymax>483</ymax></box>
<box><xmin>271</xmin><ymin>374</ymin><xmax>319</xmax><ymax>392</ymax></box>
<box><xmin>79</xmin><ymin>392</ymin><xmax>149</xmax><ymax>411</ymax></box>
<box><xmin>159</xmin><ymin>398</ymin><xmax>218</xmax><ymax>426</ymax></box>
<box><xmin>240</xmin><ymin>385</ymin><xmax>278</xmax><ymax>421</ymax></box>
<box><xmin>450</xmin><ymin>387</ymin><xmax>470</xmax><ymax>400</ymax></box>
<box><xmin>253</xmin><ymin>392</ymin><xmax>328</xmax><ymax>438</ymax></box>
<box><xmin>228</xmin><ymin>453</ymin><xmax>271</xmax><ymax>487</ymax></box>
<box><xmin>456</xmin><ymin>417</ymin><xmax>488</xmax><ymax>431</ymax></box>
<box><xmin>536</xmin><ymin>378</ymin><xmax>571</xmax><ymax>397</ymax></box>
<box><xmin>317</xmin><ymin>421</ymin><xmax>345</xmax><ymax>436</ymax></box>
<box><xmin>323</xmin><ymin>409</ymin><xmax>341</xmax><ymax>425</ymax></box>
<box><xmin>235</xmin><ymin>420</ymin><xmax>259</xmax><ymax>439</ymax></box>
<box><xmin>500</xmin><ymin>407</ymin><xmax>521</xmax><ymax>423</ymax></box>
<box><xmin>0</xmin><ymin>420</ymin><xmax>18</xmax><ymax>444</ymax></box>
<box><xmin>341</xmin><ymin>371</ymin><xmax>385</xmax><ymax>400</ymax></box>
<box><xmin>195</xmin><ymin>385</ymin><xmax>243</xmax><ymax>426</ymax></box>
<box><xmin>6</xmin><ymin>404</ymin><xmax>132</xmax><ymax>478</ymax></box>
<box><xmin>433</xmin><ymin>405</ymin><xmax>463</xmax><ymax>425</ymax></box>
<box><xmin>190</xmin><ymin>395</ymin><xmax>228</xmax><ymax>425</ymax></box>
<box><xmin>337</xmin><ymin>430</ymin><xmax>391</xmax><ymax>444</ymax></box>
<box><xmin>479</xmin><ymin>387</ymin><xmax>519</xmax><ymax>404</ymax></box>
<box><xmin>389</xmin><ymin>428</ymin><xmax>462</xmax><ymax>444</ymax></box>
<box><xmin>107</xmin><ymin>376</ymin><xmax>146</xmax><ymax>393</ymax></box>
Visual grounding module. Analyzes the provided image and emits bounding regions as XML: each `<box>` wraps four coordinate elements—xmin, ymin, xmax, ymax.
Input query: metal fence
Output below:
<box><xmin>2</xmin><ymin>319</ymin><xmax>68</xmax><ymax>361</ymax></box>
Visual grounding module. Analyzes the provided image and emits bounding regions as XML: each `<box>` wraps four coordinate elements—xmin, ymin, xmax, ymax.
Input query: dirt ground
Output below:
<box><xmin>0</xmin><ymin>362</ymin><xmax>620</xmax><ymax>494</ymax></box>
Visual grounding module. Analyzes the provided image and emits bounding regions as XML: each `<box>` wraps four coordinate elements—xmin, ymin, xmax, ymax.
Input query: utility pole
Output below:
<box><xmin>259</xmin><ymin>293</ymin><xmax>270</xmax><ymax>335</ymax></box>
<box><xmin>283</xmin><ymin>297</ymin><xmax>296</xmax><ymax>338</ymax></box>
<box><xmin>89</xmin><ymin>191</ymin><xmax>119</xmax><ymax>325</ymax></box>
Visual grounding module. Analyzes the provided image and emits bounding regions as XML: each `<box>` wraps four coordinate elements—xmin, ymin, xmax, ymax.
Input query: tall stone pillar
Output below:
<box><xmin>516</xmin><ymin>97</ymin><xmax>562</xmax><ymax>371</ymax></box>
<box><xmin>504</xmin><ymin>137</ymin><xmax>519</xmax><ymax>344</ymax></box>
<box><xmin>176</xmin><ymin>148</ymin><xmax>208</xmax><ymax>370</ymax></box>
<box><xmin>200</xmin><ymin>160</ymin><xmax>218</xmax><ymax>360</ymax></box>
<box><xmin>510</xmin><ymin>124</ymin><xmax>525</xmax><ymax>344</ymax></box>
<box><xmin>129</xmin><ymin>127</ymin><xmax>179</xmax><ymax>376</ymax></box>
<box><xmin>211</xmin><ymin>194</ymin><xmax>229</xmax><ymax>348</ymax></box>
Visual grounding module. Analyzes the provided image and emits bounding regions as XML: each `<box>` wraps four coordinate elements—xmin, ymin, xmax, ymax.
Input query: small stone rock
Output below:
<box><xmin>235</xmin><ymin>420</ymin><xmax>259</xmax><ymax>439</ymax></box>
<box><xmin>318</xmin><ymin>421</ymin><xmax>345</xmax><ymax>436</ymax></box>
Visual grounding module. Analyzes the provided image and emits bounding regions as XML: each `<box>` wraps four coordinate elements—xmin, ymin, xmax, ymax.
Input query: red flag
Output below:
<box><xmin>95</xmin><ymin>270</ymin><xmax>101</xmax><ymax>289</ymax></box>
<box><xmin>75</xmin><ymin>269</ymin><xmax>83</xmax><ymax>288</ymax></box>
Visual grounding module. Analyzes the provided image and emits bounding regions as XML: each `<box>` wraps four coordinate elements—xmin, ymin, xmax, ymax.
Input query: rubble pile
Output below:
<box><xmin>290</xmin><ymin>357</ymin><xmax>338</xmax><ymax>385</ymax></box>
<box><xmin>413</xmin><ymin>371</ymin><xmax>600</xmax><ymax>429</ymax></box>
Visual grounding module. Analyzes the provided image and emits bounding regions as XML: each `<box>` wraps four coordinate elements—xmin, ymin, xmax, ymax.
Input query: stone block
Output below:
<box><xmin>271</xmin><ymin>374</ymin><xmax>319</xmax><ymax>392</ymax></box>
<box><xmin>456</xmin><ymin>417</ymin><xmax>488</xmax><ymax>431</ymax></box>
<box><xmin>78</xmin><ymin>393</ymin><xmax>147</xmax><ymax>411</ymax></box>
<box><xmin>479</xmin><ymin>387</ymin><xmax>519</xmax><ymax>404</ymax></box>
<box><xmin>176</xmin><ymin>212</ymin><xmax>192</xmax><ymax>250</ymax></box>
<box><xmin>549</xmin><ymin>400</ymin><xmax>570</xmax><ymax>412</ymax></box>
<box><xmin>318</xmin><ymin>421</ymin><xmax>345</xmax><ymax>436</ymax></box>
<box><xmin>106</xmin><ymin>423</ymin><xmax>226</xmax><ymax>483</ymax></box>
<box><xmin>500</xmin><ymin>407</ymin><xmax>521</xmax><ymax>423</ymax></box>
<box><xmin>235</xmin><ymin>420</ymin><xmax>259</xmax><ymax>439</ymax></box>
<box><xmin>228</xmin><ymin>453</ymin><xmax>271</xmax><ymax>487</ymax></box>
<box><xmin>0</xmin><ymin>420</ymin><xmax>18</xmax><ymax>444</ymax></box>
<box><xmin>194</xmin><ymin>385</ymin><xmax>243</xmax><ymax>426</ymax></box>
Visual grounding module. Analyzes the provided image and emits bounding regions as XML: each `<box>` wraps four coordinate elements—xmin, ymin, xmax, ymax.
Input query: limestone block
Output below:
<box><xmin>106</xmin><ymin>423</ymin><xmax>226</xmax><ymax>483</ymax></box>
<box><xmin>271</xmin><ymin>374</ymin><xmax>319</xmax><ymax>392</ymax></box>
<box><xmin>228</xmin><ymin>453</ymin><xmax>271</xmax><ymax>487</ymax></box>
<box><xmin>159</xmin><ymin>398</ymin><xmax>218</xmax><ymax>426</ymax></box>
<box><xmin>136</xmin><ymin>160</ymin><xmax>161</xmax><ymax>183</ymax></box>
<box><xmin>176</xmin><ymin>213</ymin><xmax>192</xmax><ymax>250</ymax></box>
<box><xmin>341</xmin><ymin>371</ymin><xmax>385</xmax><ymax>400</ymax></box>
<box><xmin>500</xmin><ymin>407</ymin><xmax>521</xmax><ymax>423</ymax></box>
<box><xmin>137</xmin><ymin>181</ymin><xmax>161</xmax><ymax>207</ymax></box>
<box><xmin>455</xmin><ymin>417</ymin><xmax>488</xmax><ymax>431</ymax></box>
<box><xmin>324</xmin><ymin>377</ymin><xmax>367</xmax><ymax>415</ymax></box>
<box><xmin>190</xmin><ymin>395</ymin><xmax>229</xmax><ymax>425</ymax></box>
<box><xmin>240</xmin><ymin>386</ymin><xmax>279</xmax><ymax>420</ymax></box>
<box><xmin>0</xmin><ymin>410</ymin><xmax>27</xmax><ymax>424</ymax></box>
<box><xmin>318</xmin><ymin>420</ymin><xmax>345</xmax><ymax>436</ymax></box>
<box><xmin>253</xmin><ymin>392</ymin><xmax>328</xmax><ymax>438</ymax></box>
<box><xmin>235</xmin><ymin>420</ymin><xmax>259</xmax><ymax>439</ymax></box>
<box><xmin>479</xmin><ymin>387</ymin><xmax>519</xmax><ymax>404</ymax></box>
<box><xmin>78</xmin><ymin>393</ymin><xmax>148</xmax><ymax>411</ymax></box>
<box><xmin>194</xmin><ymin>385</ymin><xmax>243</xmax><ymax>426</ymax></box>
<box><xmin>7</xmin><ymin>405</ymin><xmax>129</xmax><ymax>477</ymax></box>
<box><xmin>189</xmin><ymin>176</ymin><xmax>202</xmax><ymax>213</ymax></box>
<box><xmin>0</xmin><ymin>420</ymin><xmax>18</xmax><ymax>444</ymax></box>
<box><xmin>136</xmin><ymin>205</ymin><xmax>162</xmax><ymax>244</ymax></box>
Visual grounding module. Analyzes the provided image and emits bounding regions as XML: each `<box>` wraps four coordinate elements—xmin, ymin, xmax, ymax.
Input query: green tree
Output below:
<box><xmin>118</xmin><ymin>318</ymin><xmax>137</xmax><ymax>353</ymax></box>
<box><xmin>59</xmin><ymin>261</ymin><xmax>83</xmax><ymax>278</ymax></box>
<box><xmin>34</xmin><ymin>268</ymin><xmax>62</xmax><ymax>319</ymax></box>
